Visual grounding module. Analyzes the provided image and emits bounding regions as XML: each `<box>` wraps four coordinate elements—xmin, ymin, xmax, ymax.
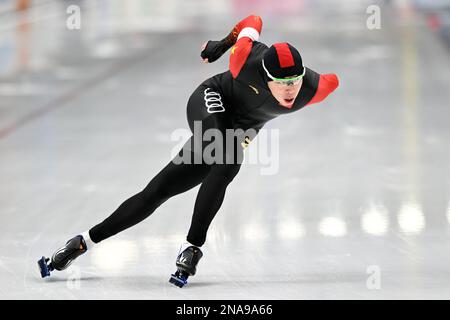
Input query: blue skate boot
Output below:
<box><xmin>169</xmin><ymin>245</ymin><xmax>203</xmax><ymax>288</ymax></box>
<box><xmin>37</xmin><ymin>235</ymin><xmax>87</xmax><ymax>278</ymax></box>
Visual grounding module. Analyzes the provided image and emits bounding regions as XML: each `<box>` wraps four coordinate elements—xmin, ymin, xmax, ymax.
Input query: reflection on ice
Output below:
<box><xmin>318</xmin><ymin>217</ymin><xmax>347</xmax><ymax>237</ymax></box>
<box><xmin>90</xmin><ymin>239</ymin><xmax>138</xmax><ymax>274</ymax></box>
<box><xmin>277</xmin><ymin>219</ymin><xmax>305</xmax><ymax>240</ymax></box>
<box><xmin>397</xmin><ymin>201</ymin><xmax>425</xmax><ymax>235</ymax></box>
<box><xmin>361</xmin><ymin>203</ymin><xmax>389</xmax><ymax>236</ymax></box>
<box><xmin>243</xmin><ymin>223</ymin><xmax>269</xmax><ymax>241</ymax></box>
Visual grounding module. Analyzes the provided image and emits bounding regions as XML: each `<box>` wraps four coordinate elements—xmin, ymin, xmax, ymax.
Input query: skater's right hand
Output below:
<box><xmin>201</xmin><ymin>42</ymin><xmax>209</xmax><ymax>63</ymax></box>
<box><xmin>200</xmin><ymin>40</ymin><xmax>227</xmax><ymax>64</ymax></box>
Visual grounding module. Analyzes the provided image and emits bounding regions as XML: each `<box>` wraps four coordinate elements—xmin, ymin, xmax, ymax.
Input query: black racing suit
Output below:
<box><xmin>89</xmin><ymin>41</ymin><xmax>335</xmax><ymax>247</ymax></box>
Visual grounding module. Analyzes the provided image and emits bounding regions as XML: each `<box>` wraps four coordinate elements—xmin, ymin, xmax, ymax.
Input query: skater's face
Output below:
<box><xmin>268</xmin><ymin>79</ymin><xmax>302</xmax><ymax>108</ymax></box>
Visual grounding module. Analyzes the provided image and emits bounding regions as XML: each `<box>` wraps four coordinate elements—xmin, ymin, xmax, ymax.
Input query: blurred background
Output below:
<box><xmin>0</xmin><ymin>0</ymin><xmax>449</xmax><ymax>299</ymax></box>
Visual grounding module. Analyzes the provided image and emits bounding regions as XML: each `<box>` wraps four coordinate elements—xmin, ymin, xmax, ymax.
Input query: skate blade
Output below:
<box><xmin>169</xmin><ymin>273</ymin><xmax>187</xmax><ymax>288</ymax></box>
<box><xmin>37</xmin><ymin>256</ymin><xmax>51</xmax><ymax>278</ymax></box>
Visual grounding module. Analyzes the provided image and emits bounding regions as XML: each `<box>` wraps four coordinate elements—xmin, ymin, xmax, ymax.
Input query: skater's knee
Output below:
<box><xmin>141</xmin><ymin>177</ymin><xmax>171</xmax><ymax>200</ymax></box>
<box><xmin>209</xmin><ymin>164</ymin><xmax>241</xmax><ymax>183</ymax></box>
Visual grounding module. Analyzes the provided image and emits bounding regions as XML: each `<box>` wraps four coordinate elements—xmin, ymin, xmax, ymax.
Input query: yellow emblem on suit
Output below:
<box><xmin>241</xmin><ymin>136</ymin><xmax>251</xmax><ymax>149</ymax></box>
<box><xmin>248</xmin><ymin>85</ymin><xmax>259</xmax><ymax>94</ymax></box>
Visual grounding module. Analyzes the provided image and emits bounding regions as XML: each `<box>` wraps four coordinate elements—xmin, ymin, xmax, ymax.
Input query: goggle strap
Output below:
<box><xmin>262</xmin><ymin>59</ymin><xmax>305</xmax><ymax>82</ymax></box>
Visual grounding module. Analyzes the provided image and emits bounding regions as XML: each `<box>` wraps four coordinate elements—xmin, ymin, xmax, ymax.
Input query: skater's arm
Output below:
<box><xmin>200</xmin><ymin>15</ymin><xmax>262</xmax><ymax>72</ymax></box>
<box><xmin>228</xmin><ymin>15</ymin><xmax>262</xmax><ymax>78</ymax></box>
<box><xmin>306</xmin><ymin>73</ymin><xmax>339</xmax><ymax>106</ymax></box>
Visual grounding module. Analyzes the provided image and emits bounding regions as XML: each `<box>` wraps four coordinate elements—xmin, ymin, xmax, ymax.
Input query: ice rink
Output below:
<box><xmin>1</xmin><ymin>0</ymin><xmax>450</xmax><ymax>299</ymax></box>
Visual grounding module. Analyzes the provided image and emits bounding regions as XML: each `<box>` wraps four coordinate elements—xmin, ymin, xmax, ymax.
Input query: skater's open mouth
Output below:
<box><xmin>283</xmin><ymin>98</ymin><xmax>295</xmax><ymax>105</ymax></box>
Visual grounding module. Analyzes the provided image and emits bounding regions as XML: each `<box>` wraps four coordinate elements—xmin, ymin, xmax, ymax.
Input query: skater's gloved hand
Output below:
<box><xmin>200</xmin><ymin>40</ymin><xmax>228</xmax><ymax>63</ymax></box>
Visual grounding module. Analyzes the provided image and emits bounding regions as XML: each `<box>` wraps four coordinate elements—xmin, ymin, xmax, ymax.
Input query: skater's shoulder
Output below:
<box><xmin>303</xmin><ymin>68</ymin><xmax>339</xmax><ymax>106</ymax></box>
<box><xmin>303</xmin><ymin>67</ymin><xmax>320</xmax><ymax>88</ymax></box>
<box><xmin>231</xmin><ymin>44</ymin><xmax>268</xmax><ymax>85</ymax></box>
<box><xmin>251</xmin><ymin>41</ymin><xmax>269</xmax><ymax>52</ymax></box>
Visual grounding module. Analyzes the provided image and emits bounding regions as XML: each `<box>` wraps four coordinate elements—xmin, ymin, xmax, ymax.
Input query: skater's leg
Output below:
<box><xmin>169</xmin><ymin>162</ymin><xmax>241</xmax><ymax>285</ymax></box>
<box><xmin>89</xmin><ymin>147</ymin><xmax>211</xmax><ymax>243</ymax></box>
<box><xmin>170</xmin><ymin>81</ymin><xmax>245</xmax><ymax>285</ymax></box>
<box><xmin>186</xmin><ymin>162</ymin><xmax>241</xmax><ymax>246</ymax></box>
<box><xmin>38</xmin><ymin>142</ymin><xmax>210</xmax><ymax>277</ymax></box>
<box><xmin>186</xmin><ymin>105</ymin><xmax>243</xmax><ymax>247</ymax></box>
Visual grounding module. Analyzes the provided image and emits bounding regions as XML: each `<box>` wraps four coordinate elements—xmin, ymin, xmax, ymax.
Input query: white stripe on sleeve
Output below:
<box><xmin>237</xmin><ymin>27</ymin><xmax>260</xmax><ymax>41</ymax></box>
